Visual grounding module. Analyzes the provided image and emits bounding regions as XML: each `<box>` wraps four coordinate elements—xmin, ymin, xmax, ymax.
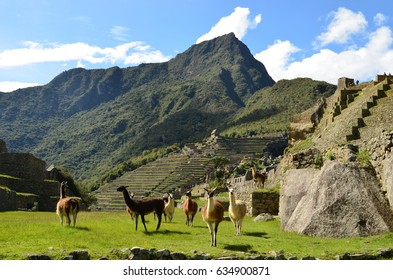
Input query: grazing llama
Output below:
<box><xmin>117</xmin><ymin>186</ymin><xmax>165</xmax><ymax>231</ymax></box>
<box><xmin>183</xmin><ymin>190</ymin><xmax>198</xmax><ymax>226</ymax></box>
<box><xmin>56</xmin><ymin>181</ymin><xmax>80</xmax><ymax>227</ymax></box>
<box><xmin>227</xmin><ymin>186</ymin><xmax>247</xmax><ymax>235</ymax></box>
<box><xmin>164</xmin><ymin>193</ymin><xmax>175</xmax><ymax>222</ymax></box>
<box><xmin>202</xmin><ymin>188</ymin><xmax>224</xmax><ymax>247</ymax></box>
<box><xmin>251</xmin><ymin>164</ymin><xmax>267</xmax><ymax>188</ymax></box>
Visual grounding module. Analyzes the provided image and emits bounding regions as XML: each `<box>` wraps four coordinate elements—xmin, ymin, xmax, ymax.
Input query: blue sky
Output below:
<box><xmin>1</xmin><ymin>0</ymin><xmax>392</xmax><ymax>92</ymax></box>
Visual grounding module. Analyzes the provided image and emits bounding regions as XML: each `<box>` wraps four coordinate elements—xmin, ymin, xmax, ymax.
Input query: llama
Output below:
<box><xmin>164</xmin><ymin>193</ymin><xmax>175</xmax><ymax>222</ymax></box>
<box><xmin>56</xmin><ymin>181</ymin><xmax>80</xmax><ymax>227</ymax></box>
<box><xmin>251</xmin><ymin>164</ymin><xmax>267</xmax><ymax>188</ymax></box>
<box><xmin>227</xmin><ymin>186</ymin><xmax>247</xmax><ymax>235</ymax></box>
<box><xmin>183</xmin><ymin>190</ymin><xmax>198</xmax><ymax>226</ymax></box>
<box><xmin>117</xmin><ymin>186</ymin><xmax>165</xmax><ymax>231</ymax></box>
<box><xmin>202</xmin><ymin>188</ymin><xmax>224</xmax><ymax>247</ymax></box>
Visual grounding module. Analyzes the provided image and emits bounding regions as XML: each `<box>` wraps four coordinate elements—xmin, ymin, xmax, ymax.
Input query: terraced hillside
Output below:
<box><xmin>93</xmin><ymin>134</ymin><xmax>286</xmax><ymax>211</ymax></box>
<box><xmin>93</xmin><ymin>154</ymin><xmax>214</xmax><ymax>211</ymax></box>
<box><xmin>313</xmin><ymin>77</ymin><xmax>393</xmax><ymax>149</ymax></box>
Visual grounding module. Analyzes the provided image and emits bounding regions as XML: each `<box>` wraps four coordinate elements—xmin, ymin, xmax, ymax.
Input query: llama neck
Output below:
<box><xmin>121</xmin><ymin>189</ymin><xmax>136</xmax><ymax>208</ymax></box>
<box><xmin>207</xmin><ymin>196</ymin><xmax>215</xmax><ymax>213</ymax></box>
<box><xmin>229</xmin><ymin>193</ymin><xmax>236</xmax><ymax>206</ymax></box>
<box><xmin>168</xmin><ymin>196</ymin><xmax>174</xmax><ymax>206</ymax></box>
<box><xmin>251</xmin><ymin>166</ymin><xmax>256</xmax><ymax>177</ymax></box>
<box><xmin>59</xmin><ymin>184</ymin><xmax>66</xmax><ymax>199</ymax></box>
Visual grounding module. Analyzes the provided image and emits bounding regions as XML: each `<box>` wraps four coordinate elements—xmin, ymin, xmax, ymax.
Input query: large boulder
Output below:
<box><xmin>280</xmin><ymin>160</ymin><xmax>393</xmax><ymax>237</ymax></box>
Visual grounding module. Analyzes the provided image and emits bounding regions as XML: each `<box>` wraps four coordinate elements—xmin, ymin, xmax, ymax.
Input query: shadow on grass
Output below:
<box><xmin>143</xmin><ymin>229</ymin><xmax>191</xmax><ymax>236</ymax></box>
<box><xmin>75</xmin><ymin>226</ymin><xmax>90</xmax><ymax>231</ymax></box>
<box><xmin>243</xmin><ymin>231</ymin><xmax>269</xmax><ymax>238</ymax></box>
<box><xmin>223</xmin><ymin>244</ymin><xmax>253</xmax><ymax>252</ymax></box>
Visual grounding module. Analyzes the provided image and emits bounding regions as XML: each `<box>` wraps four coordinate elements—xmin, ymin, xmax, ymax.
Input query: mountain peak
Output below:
<box><xmin>169</xmin><ymin>32</ymin><xmax>274</xmax><ymax>92</ymax></box>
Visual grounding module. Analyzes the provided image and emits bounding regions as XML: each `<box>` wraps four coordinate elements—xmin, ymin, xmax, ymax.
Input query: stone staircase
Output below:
<box><xmin>314</xmin><ymin>78</ymin><xmax>392</xmax><ymax>148</ymax></box>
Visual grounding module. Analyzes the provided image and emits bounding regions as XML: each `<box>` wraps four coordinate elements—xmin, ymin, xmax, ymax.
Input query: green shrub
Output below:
<box><xmin>356</xmin><ymin>150</ymin><xmax>371</xmax><ymax>164</ymax></box>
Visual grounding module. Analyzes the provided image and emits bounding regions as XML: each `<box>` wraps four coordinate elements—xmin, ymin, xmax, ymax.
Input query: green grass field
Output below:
<box><xmin>1</xmin><ymin>210</ymin><xmax>393</xmax><ymax>260</ymax></box>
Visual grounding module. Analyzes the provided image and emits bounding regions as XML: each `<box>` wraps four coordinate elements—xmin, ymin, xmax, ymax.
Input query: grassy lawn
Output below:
<box><xmin>1</xmin><ymin>210</ymin><xmax>393</xmax><ymax>260</ymax></box>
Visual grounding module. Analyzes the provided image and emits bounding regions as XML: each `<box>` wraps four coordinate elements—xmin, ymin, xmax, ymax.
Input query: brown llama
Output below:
<box><xmin>202</xmin><ymin>188</ymin><xmax>224</xmax><ymax>247</ymax></box>
<box><xmin>117</xmin><ymin>186</ymin><xmax>165</xmax><ymax>231</ymax></box>
<box><xmin>56</xmin><ymin>181</ymin><xmax>80</xmax><ymax>227</ymax></box>
<box><xmin>183</xmin><ymin>190</ymin><xmax>198</xmax><ymax>226</ymax></box>
<box><xmin>251</xmin><ymin>164</ymin><xmax>267</xmax><ymax>188</ymax></box>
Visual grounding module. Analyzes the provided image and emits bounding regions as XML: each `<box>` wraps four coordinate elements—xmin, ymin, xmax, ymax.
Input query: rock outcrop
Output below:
<box><xmin>280</xmin><ymin>160</ymin><xmax>393</xmax><ymax>237</ymax></box>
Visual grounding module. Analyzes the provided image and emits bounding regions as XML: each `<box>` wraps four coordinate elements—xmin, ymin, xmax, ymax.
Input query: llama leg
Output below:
<box><xmin>213</xmin><ymin>222</ymin><xmax>220</xmax><ymax>247</ymax></box>
<box><xmin>190</xmin><ymin>213</ymin><xmax>195</xmax><ymax>227</ymax></box>
<box><xmin>135</xmin><ymin>215</ymin><xmax>139</xmax><ymax>231</ymax></box>
<box><xmin>140</xmin><ymin>215</ymin><xmax>148</xmax><ymax>232</ymax></box>
<box><xmin>72</xmin><ymin>210</ymin><xmax>78</xmax><ymax>227</ymax></box>
<box><xmin>206</xmin><ymin>222</ymin><xmax>214</xmax><ymax>246</ymax></box>
<box><xmin>156</xmin><ymin>212</ymin><xmax>162</xmax><ymax>231</ymax></box>
<box><xmin>66</xmin><ymin>211</ymin><xmax>71</xmax><ymax>226</ymax></box>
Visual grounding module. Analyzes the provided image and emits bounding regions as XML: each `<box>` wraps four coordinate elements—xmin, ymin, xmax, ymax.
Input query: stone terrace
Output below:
<box><xmin>92</xmin><ymin>133</ymin><xmax>285</xmax><ymax>211</ymax></box>
<box><xmin>313</xmin><ymin>77</ymin><xmax>393</xmax><ymax>149</ymax></box>
<box><xmin>93</xmin><ymin>154</ymin><xmax>214</xmax><ymax>211</ymax></box>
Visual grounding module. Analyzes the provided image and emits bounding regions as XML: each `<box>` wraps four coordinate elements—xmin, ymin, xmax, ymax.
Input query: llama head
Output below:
<box><xmin>185</xmin><ymin>190</ymin><xmax>192</xmax><ymax>197</ymax></box>
<box><xmin>204</xmin><ymin>187</ymin><xmax>217</xmax><ymax>198</ymax></box>
<box><xmin>117</xmin><ymin>186</ymin><xmax>127</xmax><ymax>192</ymax></box>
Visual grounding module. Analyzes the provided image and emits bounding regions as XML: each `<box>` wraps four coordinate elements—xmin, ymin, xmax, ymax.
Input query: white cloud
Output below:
<box><xmin>315</xmin><ymin>7</ymin><xmax>367</xmax><ymax>47</ymax></box>
<box><xmin>196</xmin><ymin>7</ymin><xmax>262</xmax><ymax>44</ymax></box>
<box><xmin>0</xmin><ymin>41</ymin><xmax>170</xmax><ymax>68</ymax></box>
<box><xmin>0</xmin><ymin>81</ymin><xmax>40</xmax><ymax>92</ymax></box>
<box><xmin>255</xmin><ymin>40</ymin><xmax>300</xmax><ymax>81</ymax></box>
<box><xmin>255</xmin><ymin>26</ymin><xmax>393</xmax><ymax>84</ymax></box>
<box><xmin>110</xmin><ymin>25</ymin><xmax>131</xmax><ymax>42</ymax></box>
<box><xmin>374</xmin><ymin>13</ymin><xmax>388</xmax><ymax>26</ymax></box>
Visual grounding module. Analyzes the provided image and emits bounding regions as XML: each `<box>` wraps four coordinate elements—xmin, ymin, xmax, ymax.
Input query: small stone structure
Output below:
<box><xmin>228</xmin><ymin>174</ymin><xmax>279</xmax><ymax>216</ymax></box>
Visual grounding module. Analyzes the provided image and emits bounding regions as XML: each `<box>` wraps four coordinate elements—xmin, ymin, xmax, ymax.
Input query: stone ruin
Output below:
<box><xmin>0</xmin><ymin>140</ymin><xmax>59</xmax><ymax>211</ymax></box>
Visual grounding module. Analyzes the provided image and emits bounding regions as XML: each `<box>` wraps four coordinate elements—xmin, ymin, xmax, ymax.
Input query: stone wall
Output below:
<box><xmin>250</xmin><ymin>191</ymin><xmax>279</xmax><ymax>216</ymax></box>
<box><xmin>0</xmin><ymin>153</ymin><xmax>46</xmax><ymax>181</ymax></box>
<box><xmin>0</xmin><ymin>176</ymin><xmax>59</xmax><ymax>196</ymax></box>
<box><xmin>233</xmin><ymin>180</ymin><xmax>279</xmax><ymax>216</ymax></box>
<box><xmin>0</xmin><ymin>187</ymin><xmax>17</xmax><ymax>211</ymax></box>
<box><xmin>0</xmin><ymin>139</ymin><xmax>7</xmax><ymax>153</ymax></box>
<box><xmin>0</xmin><ymin>185</ymin><xmax>58</xmax><ymax>212</ymax></box>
